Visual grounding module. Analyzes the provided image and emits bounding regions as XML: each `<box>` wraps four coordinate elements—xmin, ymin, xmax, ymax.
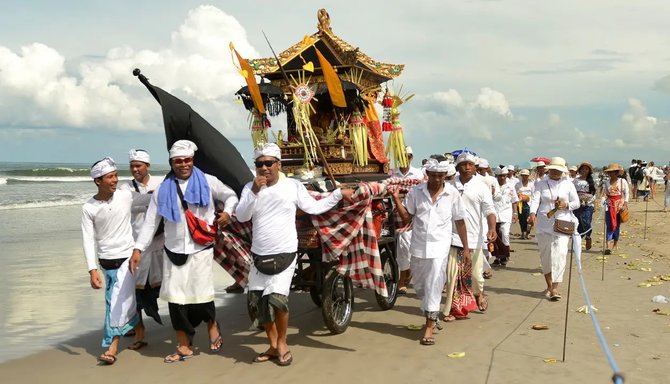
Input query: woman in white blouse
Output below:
<box><xmin>529</xmin><ymin>157</ymin><xmax>580</xmax><ymax>301</ymax></box>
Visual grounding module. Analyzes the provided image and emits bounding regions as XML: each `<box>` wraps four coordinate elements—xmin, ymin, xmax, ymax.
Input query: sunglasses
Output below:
<box><xmin>254</xmin><ymin>159</ymin><xmax>278</xmax><ymax>168</ymax></box>
<box><xmin>172</xmin><ymin>157</ymin><xmax>193</xmax><ymax>165</ymax></box>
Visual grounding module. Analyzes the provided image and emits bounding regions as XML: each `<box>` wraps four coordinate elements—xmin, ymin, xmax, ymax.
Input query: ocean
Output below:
<box><xmin>0</xmin><ymin>162</ymin><xmax>233</xmax><ymax>363</ymax></box>
<box><xmin>0</xmin><ymin>162</ymin><xmax>174</xmax><ymax>211</ymax></box>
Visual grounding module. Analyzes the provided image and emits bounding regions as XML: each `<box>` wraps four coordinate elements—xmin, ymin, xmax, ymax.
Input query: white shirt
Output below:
<box><xmin>449</xmin><ymin>175</ymin><xmax>496</xmax><ymax>249</ymax></box>
<box><xmin>506</xmin><ymin>176</ymin><xmax>519</xmax><ymax>188</ymax></box>
<box><xmin>572</xmin><ymin>176</ymin><xmax>596</xmax><ymax>207</ymax></box>
<box><xmin>393</xmin><ymin>165</ymin><xmax>424</xmax><ymax>180</ymax></box>
<box><xmin>135</xmin><ymin>174</ymin><xmax>238</xmax><ymax>254</ymax></box>
<box><xmin>235</xmin><ymin>178</ymin><xmax>342</xmax><ymax>255</ymax></box>
<box><xmin>494</xmin><ymin>182</ymin><xmax>519</xmax><ymax>223</ymax></box>
<box><xmin>119</xmin><ymin>175</ymin><xmax>165</xmax><ymax>252</ymax></box>
<box><xmin>479</xmin><ymin>173</ymin><xmax>500</xmax><ymax>197</ymax></box>
<box><xmin>515</xmin><ymin>180</ymin><xmax>534</xmax><ymax>203</ymax></box>
<box><xmin>404</xmin><ymin>182</ymin><xmax>465</xmax><ymax>259</ymax></box>
<box><xmin>530</xmin><ymin>178</ymin><xmax>580</xmax><ymax>235</ymax></box>
<box><xmin>81</xmin><ymin>189</ymin><xmax>136</xmax><ymax>271</ymax></box>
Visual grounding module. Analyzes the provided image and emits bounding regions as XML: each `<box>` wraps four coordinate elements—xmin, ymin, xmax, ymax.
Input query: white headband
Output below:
<box><xmin>455</xmin><ymin>153</ymin><xmax>477</xmax><ymax>166</ymax></box>
<box><xmin>425</xmin><ymin>159</ymin><xmax>450</xmax><ymax>173</ymax></box>
<box><xmin>90</xmin><ymin>157</ymin><xmax>117</xmax><ymax>179</ymax></box>
<box><xmin>253</xmin><ymin>143</ymin><xmax>282</xmax><ymax>160</ymax></box>
<box><xmin>169</xmin><ymin>140</ymin><xmax>198</xmax><ymax>159</ymax></box>
<box><xmin>128</xmin><ymin>149</ymin><xmax>151</xmax><ymax>164</ymax></box>
<box><xmin>478</xmin><ymin>158</ymin><xmax>490</xmax><ymax>168</ymax></box>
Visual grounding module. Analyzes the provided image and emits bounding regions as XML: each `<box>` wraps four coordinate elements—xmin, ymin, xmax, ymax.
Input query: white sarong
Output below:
<box><xmin>410</xmin><ymin>257</ymin><xmax>447</xmax><ymax>314</ymax></box>
<box><xmin>247</xmin><ymin>256</ymin><xmax>297</xmax><ymax>297</ymax></box>
<box><xmin>161</xmin><ymin>247</ymin><xmax>214</xmax><ymax>304</ymax></box>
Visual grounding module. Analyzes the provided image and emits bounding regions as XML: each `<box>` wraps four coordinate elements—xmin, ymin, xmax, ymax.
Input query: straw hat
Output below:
<box><xmin>568</xmin><ymin>165</ymin><xmax>578</xmax><ymax>172</ymax></box>
<box><xmin>519</xmin><ymin>169</ymin><xmax>530</xmax><ymax>176</ymax></box>
<box><xmin>535</xmin><ymin>161</ymin><xmax>546</xmax><ymax>168</ymax></box>
<box><xmin>546</xmin><ymin>157</ymin><xmax>568</xmax><ymax>173</ymax></box>
<box><xmin>604</xmin><ymin>163</ymin><xmax>623</xmax><ymax>173</ymax></box>
<box><xmin>577</xmin><ymin>162</ymin><xmax>593</xmax><ymax>173</ymax></box>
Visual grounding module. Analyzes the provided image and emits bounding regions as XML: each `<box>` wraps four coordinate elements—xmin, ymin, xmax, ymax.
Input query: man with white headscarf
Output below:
<box><xmin>476</xmin><ymin>158</ymin><xmax>499</xmax><ymax>278</ymax></box>
<box><xmin>118</xmin><ymin>149</ymin><xmax>164</xmax><ymax>350</ymax></box>
<box><xmin>391</xmin><ymin>145</ymin><xmax>425</xmax><ymax>295</ymax></box>
<box><xmin>131</xmin><ymin>140</ymin><xmax>239</xmax><ymax>363</ymax></box>
<box><xmin>492</xmin><ymin>167</ymin><xmax>519</xmax><ymax>266</ymax></box>
<box><xmin>81</xmin><ymin>157</ymin><xmax>141</xmax><ymax>364</ymax></box>
<box><xmin>393</xmin><ymin>159</ymin><xmax>469</xmax><ymax>346</ymax></box>
<box><xmin>443</xmin><ymin>153</ymin><xmax>497</xmax><ymax>319</ymax></box>
<box><xmin>236</xmin><ymin>143</ymin><xmax>353</xmax><ymax>366</ymax></box>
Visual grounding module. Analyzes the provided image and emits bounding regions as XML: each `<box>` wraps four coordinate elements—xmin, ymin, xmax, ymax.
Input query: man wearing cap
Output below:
<box><xmin>492</xmin><ymin>167</ymin><xmax>519</xmax><ymax>266</ymax></box>
<box><xmin>443</xmin><ymin>153</ymin><xmax>497</xmax><ymax>316</ymax></box>
<box><xmin>506</xmin><ymin>165</ymin><xmax>519</xmax><ymax>188</ymax></box>
<box><xmin>391</xmin><ymin>145</ymin><xmax>425</xmax><ymax>294</ymax></box>
<box><xmin>131</xmin><ymin>140</ymin><xmax>239</xmax><ymax>363</ymax></box>
<box><xmin>392</xmin><ymin>146</ymin><xmax>424</xmax><ymax>179</ymax></box>
<box><xmin>393</xmin><ymin>159</ymin><xmax>469</xmax><ymax>345</ymax></box>
<box><xmin>567</xmin><ymin>166</ymin><xmax>578</xmax><ymax>182</ymax></box>
<box><xmin>628</xmin><ymin>159</ymin><xmax>639</xmax><ymax>200</ymax></box>
<box><xmin>81</xmin><ymin>157</ymin><xmax>141</xmax><ymax>364</ymax></box>
<box><xmin>533</xmin><ymin>161</ymin><xmax>547</xmax><ymax>184</ymax></box>
<box><xmin>118</xmin><ymin>149</ymin><xmax>164</xmax><ymax>350</ymax></box>
<box><xmin>476</xmin><ymin>158</ymin><xmax>499</xmax><ymax>278</ymax></box>
<box><xmin>236</xmin><ymin>143</ymin><xmax>353</xmax><ymax>366</ymax></box>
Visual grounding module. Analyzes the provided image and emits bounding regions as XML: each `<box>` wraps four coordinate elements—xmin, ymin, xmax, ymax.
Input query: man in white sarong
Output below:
<box><xmin>131</xmin><ymin>140</ymin><xmax>238</xmax><ymax>363</ymax></box>
<box><xmin>492</xmin><ymin>167</ymin><xmax>519</xmax><ymax>266</ymax></box>
<box><xmin>81</xmin><ymin>157</ymin><xmax>141</xmax><ymax>365</ymax></box>
<box><xmin>476</xmin><ymin>158</ymin><xmax>499</xmax><ymax>279</ymax></box>
<box><xmin>443</xmin><ymin>153</ymin><xmax>497</xmax><ymax>318</ymax></box>
<box><xmin>391</xmin><ymin>145</ymin><xmax>425</xmax><ymax>294</ymax></box>
<box><xmin>393</xmin><ymin>159</ymin><xmax>469</xmax><ymax>346</ymax></box>
<box><xmin>118</xmin><ymin>149</ymin><xmax>164</xmax><ymax>350</ymax></box>
<box><xmin>236</xmin><ymin>143</ymin><xmax>353</xmax><ymax>366</ymax></box>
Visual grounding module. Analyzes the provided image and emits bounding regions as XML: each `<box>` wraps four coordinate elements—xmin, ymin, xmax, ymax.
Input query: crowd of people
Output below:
<box><xmin>81</xmin><ymin>142</ymin><xmax>668</xmax><ymax>363</ymax></box>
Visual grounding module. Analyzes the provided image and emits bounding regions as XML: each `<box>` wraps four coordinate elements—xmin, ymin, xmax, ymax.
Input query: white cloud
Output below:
<box><xmin>0</xmin><ymin>5</ymin><xmax>256</xmax><ymax>137</ymax></box>
<box><xmin>473</xmin><ymin>88</ymin><xmax>513</xmax><ymax>118</ymax></box>
<box><xmin>621</xmin><ymin>98</ymin><xmax>657</xmax><ymax>133</ymax></box>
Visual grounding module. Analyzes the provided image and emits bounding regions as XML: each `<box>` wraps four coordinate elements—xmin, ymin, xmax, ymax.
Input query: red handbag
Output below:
<box><xmin>175</xmin><ymin>179</ymin><xmax>217</xmax><ymax>246</ymax></box>
<box><xmin>451</xmin><ymin>251</ymin><xmax>478</xmax><ymax>318</ymax></box>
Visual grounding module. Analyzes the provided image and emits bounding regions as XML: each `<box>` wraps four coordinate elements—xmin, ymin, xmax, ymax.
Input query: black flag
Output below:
<box><xmin>134</xmin><ymin>69</ymin><xmax>253</xmax><ymax>196</ymax></box>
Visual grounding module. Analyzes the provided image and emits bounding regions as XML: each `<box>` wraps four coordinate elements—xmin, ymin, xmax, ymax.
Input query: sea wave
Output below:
<box><xmin>2</xmin><ymin>176</ymin><xmax>93</xmax><ymax>184</ymax></box>
<box><xmin>2</xmin><ymin>167</ymin><xmax>91</xmax><ymax>177</ymax></box>
<box><xmin>0</xmin><ymin>194</ymin><xmax>90</xmax><ymax>211</ymax></box>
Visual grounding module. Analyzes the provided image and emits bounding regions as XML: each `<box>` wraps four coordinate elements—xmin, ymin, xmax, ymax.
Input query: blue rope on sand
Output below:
<box><xmin>572</xmin><ymin>202</ymin><xmax>624</xmax><ymax>383</ymax></box>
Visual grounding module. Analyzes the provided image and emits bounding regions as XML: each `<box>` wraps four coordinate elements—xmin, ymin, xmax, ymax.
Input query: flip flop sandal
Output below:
<box><xmin>127</xmin><ymin>340</ymin><xmax>148</xmax><ymax>351</ymax></box>
<box><xmin>550</xmin><ymin>293</ymin><xmax>562</xmax><ymax>301</ymax></box>
<box><xmin>398</xmin><ymin>286</ymin><xmax>408</xmax><ymax>295</ymax></box>
<box><xmin>276</xmin><ymin>351</ymin><xmax>293</xmax><ymax>366</ymax></box>
<box><xmin>253</xmin><ymin>352</ymin><xmax>279</xmax><ymax>363</ymax></box>
<box><xmin>164</xmin><ymin>351</ymin><xmax>194</xmax><ymax>363</ymax></box>
<box><xmin>210</xmin><ymin>322</ymin><xmax>223</xmax><ymax>352</ymax></box>
<box><xmin>98</xmin><ymin>353</ymin><xmax>117</xmax><ymax>365</ymax></box>
<box><xmin>477</xmin><ymin>295</ymin><xmax>489</xmax><ymax>312</ymax></box>
<box><xmin>419</xmin><ymin>337</ymin><xmax>435</xmax><ymax>346</ymax></box>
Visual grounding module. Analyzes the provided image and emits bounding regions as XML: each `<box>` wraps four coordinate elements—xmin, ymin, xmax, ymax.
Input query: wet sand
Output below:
<box><xmin>0</xmin><ymin>198</ymin><xmax>668</xmax><ymax>383</ymax></box>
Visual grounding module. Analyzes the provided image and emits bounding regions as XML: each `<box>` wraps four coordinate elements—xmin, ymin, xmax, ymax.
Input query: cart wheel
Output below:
<box><xmin>309</xmin><ymin>286</ymin><xmax>323</xmax><ymax>307</ymax></box>
<box><xmin>375</xmin><ymin>243</ymin><xmax>399</xmax><ymax>310</ymax></box>
<box><xmin>321</xmin><ymin>267</ymin><xmax>353</xmax><ymax>334</ymax></box>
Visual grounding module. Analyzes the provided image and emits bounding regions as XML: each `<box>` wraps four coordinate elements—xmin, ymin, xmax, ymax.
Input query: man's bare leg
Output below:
<box><xmin>275</xmin><ymin>309</ymin><xmax>290</xmax><ymax>363</ymax></box>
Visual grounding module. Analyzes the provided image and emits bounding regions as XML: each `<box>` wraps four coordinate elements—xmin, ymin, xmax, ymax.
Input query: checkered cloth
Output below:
<box><xmin>309</xmin><ymin>182</ymin><xmax>388</xmax><ymax>297</ymax></box>
<box><xmin>213</xmin><ymin>182</ymin><xmax>391</xmax><ymax>297</ymax></box>
<box><xmin>383</xmin><ymin>177</ymin><xmax>424</xmax><ymax>233</ymax></box>
<box><xmin>213</xmin><ymin>218</ymin><xmax>253</xmax><ymax>287</ymax></box>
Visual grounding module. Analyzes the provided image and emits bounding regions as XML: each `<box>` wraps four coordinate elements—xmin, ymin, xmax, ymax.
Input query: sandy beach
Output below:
<box><xmin>1</xmin><ymin>196</ymin><xmax>668</xmax><ymax>384</ymax></box>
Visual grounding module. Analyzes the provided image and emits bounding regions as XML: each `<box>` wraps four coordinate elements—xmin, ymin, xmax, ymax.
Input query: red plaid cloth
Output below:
<box><xmin>213</xmin><ymin>218</ymin><xmax>253</xmax><ymax>287</ymax></box>
<box><xmin>213</xmin><ymin>182</ymin><xmax>391</xmax><ymax>297</ymax></box>
<box><xmin>384</xmin><ymin>177</ymin><xmax>424</xmax><ymax>233</ymax></box>
<box><xmin>309</xmin><ymin>182</ymin><xmax>388</xmax><ymax>297</ymax></box>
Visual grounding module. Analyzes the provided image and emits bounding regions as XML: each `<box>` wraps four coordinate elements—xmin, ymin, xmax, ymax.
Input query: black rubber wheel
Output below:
<box><xmin>321</xmin><ymin>268</ymin><xmax>354</xmax><ymax>334</ymax></box>
<box><xmin>375</xmin><ymin>243</ymin><xmax>399</xmax><ymax>310</ymax></box>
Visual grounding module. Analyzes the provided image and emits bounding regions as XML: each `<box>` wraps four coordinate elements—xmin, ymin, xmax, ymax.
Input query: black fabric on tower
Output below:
<box><xmin>135</xmin><ymin>71</ymin><xmax>253</xmax><ymax>196</ymax></box>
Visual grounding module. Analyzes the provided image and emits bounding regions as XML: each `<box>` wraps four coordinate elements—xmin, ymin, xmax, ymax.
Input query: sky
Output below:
<box><xmin>1</xmin><ymin>0</ymin><xmax>669</xmax><ymax>168</ymax></box>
